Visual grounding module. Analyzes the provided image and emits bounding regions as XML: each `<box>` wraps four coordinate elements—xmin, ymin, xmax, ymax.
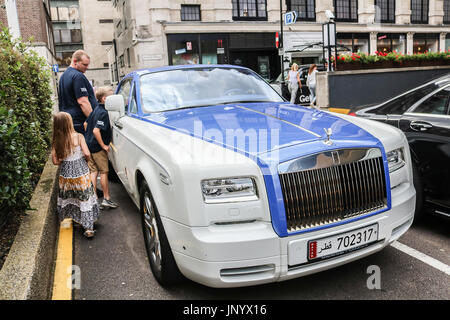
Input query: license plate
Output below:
<box><xmin>308</xmin><ymin>224</ymin><xmax>379</xmax><ymax>261</ymax></box>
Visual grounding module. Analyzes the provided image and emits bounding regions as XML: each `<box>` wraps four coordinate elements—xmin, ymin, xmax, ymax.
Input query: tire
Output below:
<box><xmin>139</xmin><ymin>180</ymin><xmax>184</xmax><ymax>286</ymax></box>
<box><xmin>412</xmin><ymin>162</ymin><xmax>425</xmax><ymax>222</ymax></box>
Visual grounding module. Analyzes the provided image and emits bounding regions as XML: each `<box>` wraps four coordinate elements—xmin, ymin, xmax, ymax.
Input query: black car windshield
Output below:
<box><xmin>139</xmin><ymin>67</ymin><xmax>283</xmax><ymax>113</ymax></box>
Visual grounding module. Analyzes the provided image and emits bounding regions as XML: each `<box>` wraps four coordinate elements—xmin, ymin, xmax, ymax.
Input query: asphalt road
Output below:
<box><xmin>73</xmin><ymin>180</ymin><xmax>449</xmax><ymax>300</ymax></box>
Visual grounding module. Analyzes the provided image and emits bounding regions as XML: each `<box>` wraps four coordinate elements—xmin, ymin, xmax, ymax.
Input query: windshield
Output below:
<box><xmin>139</xmin><ymin>67</ymin><xmax>283</xmax><ymax>113</ymax></box>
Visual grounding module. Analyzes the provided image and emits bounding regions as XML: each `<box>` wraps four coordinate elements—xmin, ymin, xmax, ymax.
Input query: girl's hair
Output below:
<box><xmin>52</xmin><ymin>112</ymin><xmax>75</xmax><ymax>161</ymax></box>
<box><xmin>291</xmin><ymin>63</ymin><xmax>298</xmax><ymax>71</ymax></box>
<box><xmin>308</xmin><ymin>64</ymin><xmax>317</xmax><ymax>74</ymax></box>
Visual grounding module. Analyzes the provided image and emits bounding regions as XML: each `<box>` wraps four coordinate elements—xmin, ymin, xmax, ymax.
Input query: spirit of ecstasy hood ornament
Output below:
<box><xmin>324</xmin><ymin>128</ymin><xmax>333</xmax><ymax>145</ymax></box>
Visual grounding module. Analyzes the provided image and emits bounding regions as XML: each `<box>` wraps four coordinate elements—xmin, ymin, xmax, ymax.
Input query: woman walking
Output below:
<box><xmin>307</xmin><ymin>64</ymin><xmax>318</xmax><ymax>108</ymax></box>
<box><xmin>52</xmin><ymin>112</ymin><xmax>99</xmax><ymax>238</ymax></box>
<box><xmin>287</xmin><ymin>63</ymin><xmax>301</xmax><ymax>104</ymax></box>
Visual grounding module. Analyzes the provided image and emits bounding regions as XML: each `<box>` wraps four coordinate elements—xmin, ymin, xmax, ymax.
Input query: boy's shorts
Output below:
<box><xmin>88</xmin><ymin>150</ymin><xmax>109</xmax><ymax>174</ymax></box>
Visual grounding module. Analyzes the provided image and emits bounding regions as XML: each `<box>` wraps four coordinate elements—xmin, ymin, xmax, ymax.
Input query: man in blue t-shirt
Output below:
<box><xmin>58</xmin><ymin>50</ymin><xmax>98</xmax><ymax>134</ymax></box>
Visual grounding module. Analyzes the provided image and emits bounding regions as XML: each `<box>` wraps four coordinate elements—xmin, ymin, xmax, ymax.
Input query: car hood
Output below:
<box><xmin>142</xmin><ymin>102</ymin><xmax>382</xmax><ymax>164</ymax></box>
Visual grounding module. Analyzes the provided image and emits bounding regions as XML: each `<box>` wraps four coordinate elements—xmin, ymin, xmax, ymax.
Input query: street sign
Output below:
<box><xmin>284</xmin><ymin>11</ymin><xmax>298</xmax><ymax>25</ymax></box>
<box><xmin>52</xmin><ymin>64</ymin><xmax>59</xmax><ymax>73</ymax></box>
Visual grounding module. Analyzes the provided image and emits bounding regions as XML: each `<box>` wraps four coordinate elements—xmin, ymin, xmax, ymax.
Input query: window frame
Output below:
<box><xmin>334</xmin><ymin>0</ymin><xmax>358</xmax><ymax>22</ymax></box>
<box><xmin>181</xmin><ymin>4</ymin><xmax>201</xmax><ymax>21</ymax></box>
<box><xmin>375</xmin><ymin>0</ymin><xmax>395</xmax><ymax>23</ymax></box>
<box><xmin>411</xmin><ymin>0</ymin><xmax>429</xmax><ymax>24</ymax></box>
<box><xmin>444</xmin><ymin>0</ymin><xmax>450</xmax><ymax>24</ymax></box>
<box><xmin>287</xmin><ymin>0</ymin><xmax>316</xmax><ymax>22</ymax></box>
<box><xmin>409</xmin><ymin>84</ymin><xmax>450</xmax><ymax>115</ymax></box>
<box><xmin>232</xmin><ymin>0</ymin><xmax>268</xmax><ymax>21</ymax></box>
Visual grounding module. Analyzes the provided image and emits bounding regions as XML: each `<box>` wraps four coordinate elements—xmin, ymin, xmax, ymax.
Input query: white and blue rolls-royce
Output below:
<box><xmin>105</xmin><ymin>65</ymin><xmax>416</xmax><ymax>288</ymax></box>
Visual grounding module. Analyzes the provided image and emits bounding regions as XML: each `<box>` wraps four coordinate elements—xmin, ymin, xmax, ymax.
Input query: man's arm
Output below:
<box><xmin>77</xmin><ymin>96</ymin><xmax>93</xmax><ymax>118</ymax></box>
<box><xmin>93</xmin><ymin>128</ymin><xmax>109</xmax><ymax>152</ymax></box>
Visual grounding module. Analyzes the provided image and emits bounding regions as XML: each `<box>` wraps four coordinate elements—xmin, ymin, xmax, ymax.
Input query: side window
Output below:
<box><xmin>412</xmin><ymin>86</ymin><xmax>450</xmax><ymax>115</ymax></box>
<box><xmin>374</xmin><ymin>82</ymin><xmax>439</xmax><ymax>115</ymax></box>
<box><xmin>129</xmin><ymin>85</ymin><xmax>137</xmax><ymax>114</ymax></box>
<box><xmin>117</xmin><ymin>79</ymin><xmax>132</xmax><ymax>113</ymax></box>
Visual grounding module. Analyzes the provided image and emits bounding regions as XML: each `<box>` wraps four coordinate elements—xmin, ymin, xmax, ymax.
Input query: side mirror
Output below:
<box><xmin>105</xmin><ymin>94</ymin><xmax>125</xmax><ymax>117</ymax></box>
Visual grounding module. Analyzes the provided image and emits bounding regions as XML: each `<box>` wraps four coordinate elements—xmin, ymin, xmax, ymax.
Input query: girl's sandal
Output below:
<box><xmin>83</xmin><ymin>230</ymin><xmax>95</xmax><ymax>238</ymax></box>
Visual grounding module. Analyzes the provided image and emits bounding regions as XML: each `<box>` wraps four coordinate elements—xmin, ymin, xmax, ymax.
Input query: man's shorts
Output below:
<box><xmin>88</xmin><ymin>150</ymin><xmax>109</xmax><ymax>174</ymax></box>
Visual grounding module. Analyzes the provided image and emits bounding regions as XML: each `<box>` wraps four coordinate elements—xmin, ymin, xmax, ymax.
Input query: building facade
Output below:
<box><xmin>109</xmin><ymin>0</ymin><xmax>450</xmax><ymax>83</ymax></box>
<box><xmin>50</xmin><ymin>0</ymin><xmax>116</xmax><ymax>86</ymax></box>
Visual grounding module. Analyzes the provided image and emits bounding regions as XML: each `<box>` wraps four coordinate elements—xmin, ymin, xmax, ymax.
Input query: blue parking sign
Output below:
<box><xmin>284</xmin><ymin>11</ymin><xmax>298</xmax><ymax>25</ymax></box>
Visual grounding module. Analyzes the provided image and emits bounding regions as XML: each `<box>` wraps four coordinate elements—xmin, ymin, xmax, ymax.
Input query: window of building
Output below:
<box><xmin>413</xmin><ymin>33</ymin><xmax>439</xmax><ymax>53</ymax></box>
<box><xmin>51</xmin><ymin>6</ymin><xmax>79</xmax><ymax>21</ymax></box>
<box><xmin>375</xmin><ymin>0</ymin><xmax>395</xmax><ymax>23</ymax></box>
<box><xmin>99</xmin><ymin>19</ymin><xmax>114</xmax><ymax>23</ymax></box>
<box><xmin>181</xmin><ymin>5</ymin><xmax>201</xmax><ymax>21</ymax></box>
<box><xmin>377</xmin><ymin>34</ymin><xmax>406</xmax><ymax>54</ymax></box>
<box><xmin>444</xmin><ymin>0</ymin><xmax>450</xmax><ymax>24</ymax></box>
<box><xmin>287</xmin><ymin>0</ymin><xmax>316</xmax><ymax>21</ymax></box>
<box><xmin>334</xmin><ymin>0</ymin><xmax>358</xmax><ymax>22</ymax></box>
<box><xmin>411</xmin><ymin>0</ymin><xmax>429</xmax><ymax>24</ymax></box>
<box><xmin>54</xmin><ymin>29</ymin><xmax>82</xmax><ymax>44</ymax></box>
<box><xmin>232</xmin><ymin>0</ymin><xmax>267</xmax><ymax>21</ymax></box>
<box><xmin>337</xmin><ymin>33</ymin><xmax>370</xmax><ymax>54</ymax></box>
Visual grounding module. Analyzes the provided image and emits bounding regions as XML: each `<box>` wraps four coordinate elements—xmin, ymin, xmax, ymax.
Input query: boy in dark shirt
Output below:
<box><xmin>84</xmin><ymin>86</ymin><xmax>118</xmax><ymax>209</ymax></box>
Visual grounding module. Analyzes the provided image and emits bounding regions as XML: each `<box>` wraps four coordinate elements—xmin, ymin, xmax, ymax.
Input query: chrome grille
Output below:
<box><xmin>279</xmin><ymin>149</ymin><xmax>387</xmax><ymax>232</ymax></box>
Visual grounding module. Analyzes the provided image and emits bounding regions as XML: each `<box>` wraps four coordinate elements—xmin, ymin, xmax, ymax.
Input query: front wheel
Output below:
<box><xmin>139</xmin><ymin>181</ymin><xmax>184</xmax><ymax>286</ymax></box>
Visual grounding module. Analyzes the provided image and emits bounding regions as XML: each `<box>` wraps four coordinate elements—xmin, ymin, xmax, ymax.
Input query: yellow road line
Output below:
<box><xmin>52</xmin><ymin>218</ymin><xmax>73</xmax><ymax>300</ymax></box>
<box><xmin>328</xmin><ymin>108</ymin><xmax>350</xmax><ymax>114</ymax></box>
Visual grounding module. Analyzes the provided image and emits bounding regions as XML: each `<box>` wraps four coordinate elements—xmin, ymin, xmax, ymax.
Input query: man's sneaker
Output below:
<box><xmin>101</xmin><ymin>198</ymin><xmax>118</xmax><ymax>208</ymax></box>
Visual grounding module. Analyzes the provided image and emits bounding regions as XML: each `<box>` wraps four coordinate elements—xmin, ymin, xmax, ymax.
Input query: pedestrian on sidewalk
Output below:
<box><xmin>287</xmin><ymin>63</ymin><xmax>301</xmax><ymax>104</ymax></box>
<box><xmin>84</xmin><ymin>86</ymin><xmax>118</xmax><ymax>209</ymax></box>
<box><xmin>58</xmin><ymin>50</ymin><xmax>98</xmax><ymax>135</ymax></box>
<box><xmin>52</xmin><ymin>112</ymin><xmax>99</xmax><ymax>238</ymax></box>
<box><xmin>307</xmin><ymin>64</ymin><xmax>318</xmax><ymax>108</ymax></box>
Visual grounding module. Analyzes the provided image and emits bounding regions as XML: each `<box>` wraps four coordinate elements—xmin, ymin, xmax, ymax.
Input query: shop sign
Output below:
<box><xmin>217</xmin><ymin>48</ymin><xmax>225</xmax><ymax>54</ymax></box>
<box><xmin>175</xmin><ymin>48</ymin><xmax>187</xmax><ymax>55</ymax></box>
<box><xmin>186</xmin><ymin>42</ymin><xmax>192</xmax><ymax>50</ymax></box>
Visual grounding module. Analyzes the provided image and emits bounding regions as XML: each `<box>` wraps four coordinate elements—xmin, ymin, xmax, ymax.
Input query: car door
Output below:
<box><xmin>110</xmin><ymin>77</ymin><xmax>133</xmax><ymax>186</ymax></box>
<box><xmin>399</xmin><ymin>85</ymin><xmax>450</xmax><ymax>212</ymax></box>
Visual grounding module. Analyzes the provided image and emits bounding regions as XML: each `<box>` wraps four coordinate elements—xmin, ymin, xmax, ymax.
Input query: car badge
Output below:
<box><xmin>324</xmin><ymin>128</ymin><xmax>333</xmax><ymax>145</ymax></box>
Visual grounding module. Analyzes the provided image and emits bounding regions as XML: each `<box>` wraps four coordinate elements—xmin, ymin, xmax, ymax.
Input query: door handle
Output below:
<box><xmin>410</xmin><ymin>121</ymin><xmax>433</xmax><ymax>132</ymax></box>
<box><xmin>114</xmin><ymin>120</ymin><xmax>123</xmax><ymax>129</ymax></box>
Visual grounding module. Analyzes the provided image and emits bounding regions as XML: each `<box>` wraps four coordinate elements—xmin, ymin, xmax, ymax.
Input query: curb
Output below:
<box><xmin>0</xmin><ymin>154</ymin><xmax>59</xmax><ymax>300</ymax></box>
<box><xmin>51</xmin><ymin>219</ymin><xmax>73</xmax><ymax>300</ymax></box>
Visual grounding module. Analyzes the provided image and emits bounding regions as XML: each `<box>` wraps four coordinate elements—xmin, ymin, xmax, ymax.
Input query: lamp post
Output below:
<box><xmin>322</xmin><ymin>11</ymin><xmax>336</xmax><ymax>71</ymax></box>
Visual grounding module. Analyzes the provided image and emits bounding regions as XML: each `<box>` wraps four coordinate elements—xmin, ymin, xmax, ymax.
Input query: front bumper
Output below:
<box><xmin>163</xmin><ymin>182</ymin><xmax>415</xmax><ymax>288</ymax></box>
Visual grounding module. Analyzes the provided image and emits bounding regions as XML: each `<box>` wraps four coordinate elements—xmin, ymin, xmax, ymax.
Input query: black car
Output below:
<box><xmin>270</xmin><ymin>64</ymin><xmax>326</xmax><ymax>105</ymax></box>
<box><xmin>350</xmin><ymin>75</ymin><xmax>450</xmax><ymax>220</ymax></box>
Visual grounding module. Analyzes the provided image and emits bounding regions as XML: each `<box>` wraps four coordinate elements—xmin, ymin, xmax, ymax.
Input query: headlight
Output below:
<box><xmin>387</xmin><ymin>148</ymin><xmax>405</xmax><ymax>173</ymax></box>
<box><xmin>201</xmin><ymin>177</ymin><xmax>258</xmax><ymax>203</ymax></box>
